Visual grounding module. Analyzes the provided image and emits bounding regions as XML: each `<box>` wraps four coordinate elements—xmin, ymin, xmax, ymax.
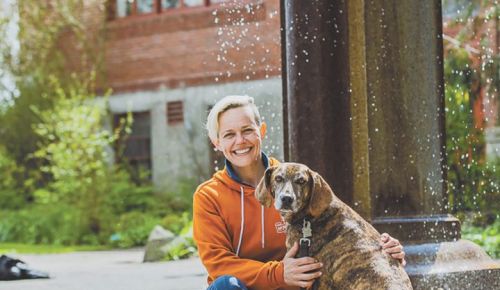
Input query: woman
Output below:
<box><xmin>193</xmin><ymin>95</ymin><xmax>405</xmax><ymax>290</ymax></box>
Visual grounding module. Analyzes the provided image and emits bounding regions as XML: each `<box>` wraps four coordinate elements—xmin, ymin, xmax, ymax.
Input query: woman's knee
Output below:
<box><xmin>208</xmin><ymin>275</ymin><xmax>248</xmax><ymax>290</ymax></box>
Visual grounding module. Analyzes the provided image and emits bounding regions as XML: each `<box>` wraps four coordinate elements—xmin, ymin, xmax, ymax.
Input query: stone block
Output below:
<box><xmin>143</xmin><ymin>225</ymin><xmax>175</xmax><ymax>262</ymax></box>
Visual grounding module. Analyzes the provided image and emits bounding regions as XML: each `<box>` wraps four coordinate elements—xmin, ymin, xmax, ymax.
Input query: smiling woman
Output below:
<box><xmin>193</xmin><ymin>95</ymin><xmax>323</xmax><ymax>290</ymax></box>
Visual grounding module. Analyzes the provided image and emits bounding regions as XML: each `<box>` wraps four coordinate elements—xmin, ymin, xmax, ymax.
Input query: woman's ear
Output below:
<box><xmin>255</xmin><ymin>166</ymin><xmax>276</xmax><ymax>207</ymax></box>
<box><xmin>260</xmin><ymin>122</ymin><xmax>267</xmax><ymax>139</ymax></box>
<box><xmin>210</xmin><ymin>137</ymin><xmax>220</xmax><ymax>151</ymax></box>
<box><xmin>308</xmin><ymin>169</ymin><xmax>334</xmax><ymax>217</ymax></box>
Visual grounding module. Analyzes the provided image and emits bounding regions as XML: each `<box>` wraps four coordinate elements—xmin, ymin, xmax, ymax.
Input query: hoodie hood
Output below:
<box><xmin>213</xmin><ymin>153</ymin><xmax>278</xmax><ymax>195</ymax></box>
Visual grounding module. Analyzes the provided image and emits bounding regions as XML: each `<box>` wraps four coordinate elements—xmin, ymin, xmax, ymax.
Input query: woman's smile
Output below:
<box><xmin>233</xmin><ymin>147</ymin><xmax>252</xmax><ymax>155</ymax></box>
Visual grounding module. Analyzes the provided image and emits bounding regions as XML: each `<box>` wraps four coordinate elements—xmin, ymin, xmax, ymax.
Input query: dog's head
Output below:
<box><xmin>255</xmin><ymin>162</ymin><xmax>333</xmax><ymax>220</ymax></box>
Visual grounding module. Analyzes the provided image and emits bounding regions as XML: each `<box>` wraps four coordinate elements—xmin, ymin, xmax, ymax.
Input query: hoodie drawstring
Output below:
<box><xmin>236</xmin><ymin>186</ymin><xmax>266</xmax><ymax>256</ymax></box>
<box><xmin>236</xmin><ymin>187</ymin><xmax>245</xmax><ymax>256</ymax></box>
<box><xmin>261</xmin><ymin>205</ymin><xmax>265</xmax><ymax>248</ymax></box>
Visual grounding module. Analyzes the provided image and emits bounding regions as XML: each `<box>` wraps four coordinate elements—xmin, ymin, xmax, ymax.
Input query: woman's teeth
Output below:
<box><xmin>234</xmin><ymin>148</ymin><xmax>251</xmax><ymax>155</ymax></box>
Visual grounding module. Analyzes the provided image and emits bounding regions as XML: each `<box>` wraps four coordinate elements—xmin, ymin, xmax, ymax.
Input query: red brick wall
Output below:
<box><xmin>104</xmin><ymin>0</ymin><xmax>282</xmax><ymax>93</ymax></box>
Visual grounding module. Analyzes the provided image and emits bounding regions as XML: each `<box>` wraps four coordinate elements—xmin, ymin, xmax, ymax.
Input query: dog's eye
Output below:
<box><xmin>295</xmin><ymin>178</ymin><xmax>306</xmax><ymax>185</ymax></box>
<box><xmin>275</xmin><ymin>176</ymin><xmax>283</xmax><ymax>182</ymax></box>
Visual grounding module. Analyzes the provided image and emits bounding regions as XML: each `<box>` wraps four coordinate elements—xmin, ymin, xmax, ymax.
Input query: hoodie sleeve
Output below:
<box><xmin>193</xmin><ymin>189</ymin><xmax>288</xmax><ymax>290</ymax></box>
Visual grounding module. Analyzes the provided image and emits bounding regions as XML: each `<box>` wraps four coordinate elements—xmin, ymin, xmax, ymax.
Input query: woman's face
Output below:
<box><xmin>214</xmin><ymin>106</ymin><xmax>266</xmax><ymax>169</ymax></box>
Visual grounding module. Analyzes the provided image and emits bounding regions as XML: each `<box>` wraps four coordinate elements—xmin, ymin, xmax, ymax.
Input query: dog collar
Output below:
<box><xmin>298</xmin><ymin>218</ymin><xmax>312</xmax><ymax>257</ymax></box>
<box><xmin>297</xmin><ymin>218</ymin><xmax>312</xmax><ymax>290</ymax></box>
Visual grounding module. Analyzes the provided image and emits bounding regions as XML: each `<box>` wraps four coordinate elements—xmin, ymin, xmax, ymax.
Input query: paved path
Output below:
<box><xmin>0</xmin><ymin>248</ymin><xmax>207</xmax><ymax>290</ymax></box>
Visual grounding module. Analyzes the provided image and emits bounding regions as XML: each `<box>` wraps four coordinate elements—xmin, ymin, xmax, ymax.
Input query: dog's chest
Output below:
<box><xmin>286</xmin><ymin>220</ymin><xmax>339</xmax><ymax>254</ymax></box>
<box><xmin>285</xmin><ymin>213</ymin><xmax>369</xmax><ymax>257</ymax></box>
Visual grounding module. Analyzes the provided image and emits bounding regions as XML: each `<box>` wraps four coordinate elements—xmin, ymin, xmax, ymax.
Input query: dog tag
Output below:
<box><xmin>302</xmin><ymin>220</ymin><xmax>312</xmax><ymax>238</ymax></box>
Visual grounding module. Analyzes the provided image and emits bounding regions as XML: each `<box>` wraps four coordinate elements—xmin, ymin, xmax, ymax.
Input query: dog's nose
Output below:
<box><xmin>280</xmin><ymin>195</ymin><xmax>293</xmax><ymax>206</ymax></box>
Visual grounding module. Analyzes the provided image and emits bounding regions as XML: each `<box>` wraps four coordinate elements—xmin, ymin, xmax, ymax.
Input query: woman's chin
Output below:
<box><xmin>229</xmin><ymin>155</ymin><xmax>258</xmax><ymax>168</ymax></box>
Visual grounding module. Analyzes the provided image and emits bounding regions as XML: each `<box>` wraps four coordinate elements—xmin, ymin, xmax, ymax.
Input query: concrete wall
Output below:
<box><xmin>108</xmin><ymin>77</ymin><xmax>284</xmax><ymax>190</ymax></box>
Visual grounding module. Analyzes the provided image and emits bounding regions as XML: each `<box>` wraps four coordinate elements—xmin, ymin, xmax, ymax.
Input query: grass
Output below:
<box><xmin>0</xmin><ymin>243</ymin><xmax>110</xmax><ymax>254</ymax></box>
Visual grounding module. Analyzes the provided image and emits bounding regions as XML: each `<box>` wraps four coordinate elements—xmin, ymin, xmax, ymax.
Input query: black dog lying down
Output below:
<box><xmin>256</xmin><ymin>163</ymin><xmax>413</xmax><ymax>290</ymax></box>
<box><xmin>0</xmin><ymin>255</ymin><xmax>49</xmax><ymax>280</ymax></box>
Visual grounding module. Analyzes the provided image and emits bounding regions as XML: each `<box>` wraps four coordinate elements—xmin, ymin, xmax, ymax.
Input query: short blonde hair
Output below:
<box><xmin>206</xmin><ymin>95</ymin><xmax>262</xmax><ymax>142</ymax></box>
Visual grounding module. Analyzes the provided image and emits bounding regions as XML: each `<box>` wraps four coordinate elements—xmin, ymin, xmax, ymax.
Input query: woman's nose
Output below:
<box><xmin>235</xmin><ymin>133</ymin><xmax>245</xmax><ymax>144</ymax></box>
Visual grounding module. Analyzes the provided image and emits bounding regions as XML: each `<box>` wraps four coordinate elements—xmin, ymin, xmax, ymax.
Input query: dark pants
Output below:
<box><xmin>207</xmin><ymin>275</ymin><xmax>248</xmax><ymax>290</ymax></box>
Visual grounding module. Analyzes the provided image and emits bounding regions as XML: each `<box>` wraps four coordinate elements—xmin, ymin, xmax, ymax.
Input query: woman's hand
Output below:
<box><xmin>380</xmin><ymin>233</ymin><xmax>406</xmax><ymax>266</ymax></box>
<box><xmin>282</xmin><ymin>242</ymin><xmax>323</xmax><ymax>288</ymax></box>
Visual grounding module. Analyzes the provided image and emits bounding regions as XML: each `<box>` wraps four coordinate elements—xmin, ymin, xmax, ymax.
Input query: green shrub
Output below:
<box><xmin>0</xmin><ymin>1</ymin><xmax>174</xmax><ymax>249</ymax></box>
<box><xmin>161</xmin><ymin>178</ymin><xmax>197</xmax><ymax>214</ymax></box>
<box><xmin>462</xmin><ymin>219</ymin><xmax>500</xmax><ymax>259</ymax></box>
<box><xmin>161</xmin><ymin>212</ymin><xmax>191</xmax><ymax>235</ymax></box>
<box><xmin>109</xmin><ymin>211</ymin><xmax>161</xmax><ymax>248</ymax></box>
<box><xmin>0</xmin><ymin>146</ymin><xmax>27</xmax><ymax>210</ymax></box>
<box><xmin>0</xmin><ymin>204</ymin><xmax>84</xmax><ymax>245</ymax></box>
<box><xmin>103</xmin><ymin>170</ymin><xmax>157</xmax><ymax>214</ymax></box>
<box><xmin>444</xmin><ymin>47</ymin><xmax>500</xmax><ymax>215</ymax></box>
<box><xmin>164</xmin><ymin>219</ymin><xmax>196</xmax><ymax>261</ymax></box>
<box><xmin>164</xmin><ymin>237</ymin><xmax>196</xmax><ymax>261</ymax></box>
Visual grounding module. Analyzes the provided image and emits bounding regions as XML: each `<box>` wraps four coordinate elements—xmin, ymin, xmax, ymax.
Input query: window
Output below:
<box><xmin>114</xmin><ymin>0</ymin><xmax>229</xmax><ymax>18</ymax></box>
<box><xmin>116</xmin><ymin>0</ymin><xmax>158</xmax><ymax>17</ymax></box>
<box><xmin>163</xmin><ymin>0</ymin><xmax>206</xmax><ymax>9</ymax></box>
<box><xmin>137</xmin><ymin>0</ymin><xmax>155</xmax><ymax>13</ymax></box>
<box><xmin>182</xmin><ymin>0</ymin><xmax>205</xmax><ymax>7</ymax></box>
<box><xmin>162</xmin><ymin>0</ymin><xmax>180</xmax><ymax>9</ymax></box>
<box><xmin>114</xmin><ymin>112</ymin><xmax>152</xmax><ymax>180</ymax></box>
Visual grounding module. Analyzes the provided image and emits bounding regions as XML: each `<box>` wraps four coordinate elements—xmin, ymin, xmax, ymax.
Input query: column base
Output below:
<box><xmin>405</xmin><ymin>240</ymin><xmax>500</xmax><ymax>290</ymax></box>
<box><xmin>373</xmin><ymin>215</ymin><xmax>500</xmax><ymax>289</ymax></box>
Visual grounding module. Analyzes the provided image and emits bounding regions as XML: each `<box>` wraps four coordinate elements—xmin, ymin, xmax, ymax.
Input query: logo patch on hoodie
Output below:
<box><xmin>275</xmin><ymin>220</ymin><xmax>287</xmax><ymax>233</ymax></box>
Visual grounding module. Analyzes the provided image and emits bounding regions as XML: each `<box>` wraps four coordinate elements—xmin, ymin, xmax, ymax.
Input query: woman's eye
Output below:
<box><xmin>275</xmin><ymin>176</ymin><xmax>283</xmax><ymax>182</ymax></box>
<box><xmin>223</xmin><ymin>133</ymin><xmax>235</xmax><ymax>139</ymax></box>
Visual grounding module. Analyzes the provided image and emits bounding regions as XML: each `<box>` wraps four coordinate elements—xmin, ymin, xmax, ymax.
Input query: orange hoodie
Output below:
<box><xmin>193</xmin><ymin>157</ymin><xmax>297</xmax><ymax>290</ymax></box>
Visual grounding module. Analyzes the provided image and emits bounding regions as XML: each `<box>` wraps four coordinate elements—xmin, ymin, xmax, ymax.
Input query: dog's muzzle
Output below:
<box><xmin>275</xmin><ymin>193</ymin><xmax>295</xmax><ymax>211</ymax></box>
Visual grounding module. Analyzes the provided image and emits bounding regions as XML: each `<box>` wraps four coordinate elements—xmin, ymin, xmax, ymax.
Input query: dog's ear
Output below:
<box><xmin>255</xmin><ymin>166</ymin><xmax>276</xmax><ymax>207</ymax></box>
<box><xmin>308</xmin><ymin>169</ymin><xmax>333</xmax><ymax>217</ymax></box>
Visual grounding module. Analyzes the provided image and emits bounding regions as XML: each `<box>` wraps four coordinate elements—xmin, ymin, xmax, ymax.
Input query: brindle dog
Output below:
<box><xmin>255</xmin><ymin>163</ymin><xmax>413</xmax><ymax>290</ymax></box>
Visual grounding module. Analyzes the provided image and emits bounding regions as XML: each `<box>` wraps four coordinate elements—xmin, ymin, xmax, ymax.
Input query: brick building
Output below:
<box><xmin>95</xmin><ymin>0</ymin><xmax>497</xmax><ymax>189</ymax></box>
<box><xmin>102</xmin><ymin>0</ymin><xmax>284</xmax><ymax>189</ymax></box>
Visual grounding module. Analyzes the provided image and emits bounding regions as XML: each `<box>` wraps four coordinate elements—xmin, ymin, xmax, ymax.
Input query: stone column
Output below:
<box><xmin>361</xmin><ymin>0</ymin><xmax>456</xmax><ymax>241</ymax></box>
<box><xmin>281</xmin><ymin>0</ymin><xmax>500</xmax><ymax>288</ymax></box>
<box><xmin>281</xmin><ymin>0</ymin><xmax>354</xmax><ymax>206</ymax></box>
